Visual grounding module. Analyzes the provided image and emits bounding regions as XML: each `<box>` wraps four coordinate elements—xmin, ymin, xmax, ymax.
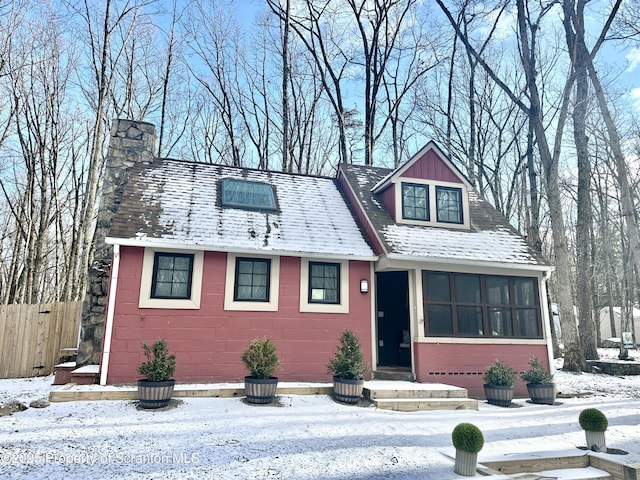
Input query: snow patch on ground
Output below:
<box><xmin>0</xmin><ymin>349</ymin><xmax>639</xmax><ymax>479</ymax></box>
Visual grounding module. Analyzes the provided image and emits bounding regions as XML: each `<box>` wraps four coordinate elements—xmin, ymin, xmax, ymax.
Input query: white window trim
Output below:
<box><xmin>395</xmin><ymin>177</ymin><xmax>470</xmax><ymax>230</ymax></box>
<box><xmin>139</xmin><ymin>248</ymin><xmax>203</xmax><ymax>309</ymax></box>
<box><xmin>299</xmin><ymin>258</ymin><xmax>349</xmax><ymax>314</ymax></box>
<box><xmin>224</xmin><ymin>253</ymin><xmax>280</xmax><ymax>311</ymax></box>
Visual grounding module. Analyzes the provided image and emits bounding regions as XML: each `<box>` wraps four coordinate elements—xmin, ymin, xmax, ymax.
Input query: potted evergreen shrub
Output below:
<box><xmin>579</xmin><ymin>408</ymin><xmax>608</xmax><ymax>452</ymax></box>
<box><xmin>483</xmin><ymin>359</ymin><xmax>516</xmax><ymax>407</ymax></box>
<box><xmin>521</xmin><ymin>356</ymin><xmax>556</xmax><ymax>405</ymax></box>
<box><xmin>452</xmin><ymin>423</ymin><xmax>484</xmax><ymax>476</ymax></box>
<box><xmin>327</xmin><ymin>329</ymin><xmax>368</xmax><ymax>404</ymax></box>
<box><xmin>137</xmin><ymin>339</ymin><xmax>176</xmax><ymax>409</ymax></box>
<box><xmin>241</xmin><ymin>337</ymin><xmax>281</xmax><ymax>404</ymax></box>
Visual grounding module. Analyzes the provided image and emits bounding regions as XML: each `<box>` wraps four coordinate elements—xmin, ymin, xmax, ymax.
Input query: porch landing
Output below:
<box><xmin>49</xmin><ymin>380</ymin><xmax>477</xmax><ymax>410</ymax></box>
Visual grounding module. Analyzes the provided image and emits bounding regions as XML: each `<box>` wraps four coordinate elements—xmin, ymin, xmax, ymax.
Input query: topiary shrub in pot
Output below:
<box><xmin>327</xmin><ymin>329</ymin><xmax>368</xmax><ymax>405</ymax></box>
<box><xmin>521</xmin><ymin>356</ymin><xmax>556</xmax><ymax>405</ymax></box>
<box><xmin>241</xmin><ymin>337</ymin><xmax>281</xmax><ymax>404</ymax></box>
<box><xmin>452</xmin><ymin>423</ymin><xmax>484</xmax><ymax>476</ymax></box>
<box><xmin>137</xmin><ymin>339</ymin><xmax>176</xmax><ymax>409</ymax></box>
<box><xmin>579</xmin><ymin>408</ymin><xmax>608</xmax><ymax>452</ymax></box>
<box><xmin>483</xmin><ymin>359</ymin><xmax>516</xmax><ymax>407</ymax></box>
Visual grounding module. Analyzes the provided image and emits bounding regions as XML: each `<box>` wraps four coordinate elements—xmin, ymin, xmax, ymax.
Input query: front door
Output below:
<box><xmin>376</xmin><ymin>271</ymin><xmax>410</xmax><ymax>367</ymax></box>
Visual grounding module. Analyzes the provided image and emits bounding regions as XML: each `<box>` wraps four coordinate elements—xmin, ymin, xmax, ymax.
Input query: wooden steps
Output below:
<box><xmin>364</xmin><ymin>380</ymin><xmax>478</xmax><ymax>411</ymax></box>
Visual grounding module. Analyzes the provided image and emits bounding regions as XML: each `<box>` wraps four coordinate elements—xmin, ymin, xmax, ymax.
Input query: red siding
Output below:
<box><xmin>413</xmin><ymin>342</ymin><xmax>550</xmax><ymax>398</ymax></box>
<box><xmin>378</xmin><ymin>186</ymin><xmax>395</xmax><ymax>221</ymax></box>
<box><xmin>403</xmin><ymin>149</ymin><xmax>462</xmax><ymax>184</ymax></box>
<box><xmin>105</xmin><ymin>247</ymin><xmax>373</xmax><ymax>384</ymax></box>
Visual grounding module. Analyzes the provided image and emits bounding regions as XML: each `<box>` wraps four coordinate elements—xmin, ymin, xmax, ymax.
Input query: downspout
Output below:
<box><xmin>100</xmin><ymin>244</ymin><xmax>120</xmax><ymax>386</ymax></box>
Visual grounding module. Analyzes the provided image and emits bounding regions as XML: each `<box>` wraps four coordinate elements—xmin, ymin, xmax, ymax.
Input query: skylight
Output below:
<box><xmin>221</xmin><ymin>178</ymin><xmax>277</xmax><ymax>211</ymax></box>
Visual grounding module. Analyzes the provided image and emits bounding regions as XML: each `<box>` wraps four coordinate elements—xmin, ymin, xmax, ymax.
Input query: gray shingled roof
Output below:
<box><xmin>108</xmin><ymin>159</ymin><xmax>375</xmax><ymax>259</ymax></box>
<box><xmin>340</xmin><ymin>163</ymin><xmax>548</xmax><ymax>268</ymax></box>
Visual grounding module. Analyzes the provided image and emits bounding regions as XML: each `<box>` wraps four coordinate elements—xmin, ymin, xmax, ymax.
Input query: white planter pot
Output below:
<box><xmin>585</xmin><ymin>430</ymin><xmax>607</xmax><ymax>452</ymax></box>
<box><xmin>454</xmin><ymin>449</ymin><xmax>477</xmax><ymax>476</ymax></box>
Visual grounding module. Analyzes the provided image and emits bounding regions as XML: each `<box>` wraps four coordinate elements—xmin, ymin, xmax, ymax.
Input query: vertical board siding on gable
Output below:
<box><xmin>105</xmin><ymin>246</ymin><xmax>372</xmax><ymax>383</ymax></box>
<box><xmin>378</xmin><ymin>186</ymin><xmax>396</xmax><ymax>223</ymax></box>
<box><xmin>403</xmin><ymin>149</ymin><xmax>462</xmax><ymax>184</ymax></box>
<box><xmin>413</xmin><ymin>342</ymin><xmax>550</xmax><ymax>397</ymax></box>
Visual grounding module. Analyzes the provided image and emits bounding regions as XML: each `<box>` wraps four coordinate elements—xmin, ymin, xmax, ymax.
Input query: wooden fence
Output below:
<box><xmin>0</xmin><ymin>302</ymin><xmax>83</xmax><ymax>379</ymax></box>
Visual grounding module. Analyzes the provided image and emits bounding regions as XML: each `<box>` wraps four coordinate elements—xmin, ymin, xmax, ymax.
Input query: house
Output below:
<box><xmin>599</xmin><ymin>307</ymin><xmax>639</xmax><ymax>346</ymax></box>
<box><xmin>83</xmin><ymin>119</ymin><xmax>553</xmax><ymax>397</ymax></box>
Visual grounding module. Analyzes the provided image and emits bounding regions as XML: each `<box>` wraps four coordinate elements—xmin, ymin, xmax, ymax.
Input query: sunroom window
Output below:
<box><xmin>221</xmin><ymin>178</ymin><xmax>276</xmax><ymax>211</ymax></box>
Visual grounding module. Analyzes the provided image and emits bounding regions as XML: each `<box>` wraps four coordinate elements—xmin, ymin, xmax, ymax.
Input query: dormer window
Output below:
<box><xmin>436</xmin><ymin>186</ymin><xmax>463</xmax><ymax>224</ymax></box>
<box><xmin>221</xmin><ymin>178</ymin><xmax>276</xmax><ymax>211</ymax></box>
<box><xmin>402</xmin><ymin>183</ymin><xmax>429</xmax><ymax>221</ymax></box>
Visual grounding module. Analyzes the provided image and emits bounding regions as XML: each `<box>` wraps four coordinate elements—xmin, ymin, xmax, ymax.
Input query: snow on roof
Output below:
<box><xmin>109</xmin><ymin>159</ymin><xmax>375</xmax><ymax>259</ymax></box>
<box><xmin>340</xmin><ymin>163</ymin><xmax>548</xmax><ymax>268</ymax></box>
<box><xmin>382</xmin><ymin>224</ymin><xmax>541</xmax><ymax>265</ymax></box>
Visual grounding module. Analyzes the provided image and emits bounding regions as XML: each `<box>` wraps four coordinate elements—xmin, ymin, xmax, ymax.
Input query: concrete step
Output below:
<box><xmin>373</xmin><ymin>397</ymin><xmax>478</xmax><ymax>411</ymax></box>
<box><xmin>508</xmin><ymin>467</ymin><xmax>611</xmax><ymax>479</ymax></box>
<box><xmin>372</xmin><ymin>369</ymin><xmax>415</xmax><ymax>381</ymax></box>
<box><xmin>364</xmin><ymin>380</ymin><xmax>469</xmax><ymax>399</ymax></box>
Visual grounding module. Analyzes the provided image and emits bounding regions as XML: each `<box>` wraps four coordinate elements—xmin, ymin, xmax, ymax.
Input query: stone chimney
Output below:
<box><xmin>76</xmin><ymin>119</ymin><xmax>157</xmax><ymax>367</ymax></box>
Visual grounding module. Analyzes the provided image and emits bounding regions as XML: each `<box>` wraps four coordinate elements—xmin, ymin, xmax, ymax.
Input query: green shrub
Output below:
<box><xmin>520</xmin><ymin>356</ymin><xmax>554</xmax><ymax>384</ymax></box>
<box><xmin>137</xmin><ymin>339</ymin><xmax>176</xmax><ymax>382</ymax></box>
<box><xmin>579</xmin><ymin>408</ymin><xmax>608</xmax><ymax>432</ymax></box>
<box><xmin>327</xmin><ymin>329</ymin><xmax>368</xmax><ymax>380</ymax></box>
<box><xmin>452</xmin><ymin>423</ymin><xmax>484</xmax><ymax>453</ymax></box>
<box><xmin>241</xmin><ymin>337</ymin><xmax>281</xmax><ymax>379</ymax></box>
<box><xmin>483</xmin><ymin>359</ymin><xmax>516</xmax><ymax>386</ymax></box>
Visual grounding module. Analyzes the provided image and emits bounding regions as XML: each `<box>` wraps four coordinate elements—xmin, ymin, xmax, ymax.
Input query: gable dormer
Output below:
<box><xmin>372</xmin><ymin>142</ymin><xmax>471</xmax><ymax>230</ymax></box>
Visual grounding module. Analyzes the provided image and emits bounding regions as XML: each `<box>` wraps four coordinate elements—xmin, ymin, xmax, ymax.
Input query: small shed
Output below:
<box><xmin>599</xmin><ymin>307</ymin><xmax>640</xmax><ymax>345</ymax></box>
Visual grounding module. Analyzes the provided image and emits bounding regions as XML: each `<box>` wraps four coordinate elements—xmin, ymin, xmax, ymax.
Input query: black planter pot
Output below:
<box><xmin>244</xmin><ymin>376</ymin><xmax>278</xmax><ymax>404</ymax></box>
<box><xmin>526</xmin><ymin>383</ymin><xmax>556</xmax><ymax>405</ymax></box>
<box><xmin>332</xmin><ymin>376</ymin><xmax>364</xmax><ymax>404</ymax></box>
<box><xmin>483</xmin><ymin>384</ymin><xmax>513</xmax><ymax>407</ymax></box>
<box><xmin>137</xmin><ymin>379</ymin><xmax>175</xmax><ymax>409</ymax></box>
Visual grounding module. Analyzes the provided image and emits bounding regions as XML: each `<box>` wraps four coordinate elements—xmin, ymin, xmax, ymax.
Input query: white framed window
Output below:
<box><xmin>224</xmin><ymin>253</ymin><xmax>280</xmax><ymax>311</ymax></box>
<box><xmin>300</xmin><ymin>258</ymin><xmax>349</xmax><ymax>313</ymax></box>
<box><xmin>139</xmin><ymin>248</ymin><xmax>204</xmax><ymax>309</ymax></box>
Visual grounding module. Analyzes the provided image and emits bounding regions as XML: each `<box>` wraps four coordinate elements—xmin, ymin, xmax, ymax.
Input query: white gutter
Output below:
<box><xmin>384</xmin><ymin>252</ymin><xmax>553</xmax><ymax>273</ymax></box>
<box><xmin>104</xmin><ymin>237</ymin><xmax>379</xmax><ymax>262</ymax></box>
<box><xmin>100</xmin><ymin>243</ymin><xmax>120</xmax><ymax>386</ymax></box>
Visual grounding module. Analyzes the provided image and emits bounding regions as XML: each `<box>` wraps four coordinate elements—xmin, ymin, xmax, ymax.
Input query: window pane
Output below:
<box><xmin>428</xmin><ymin>305</ymin><xmax>453</xmax><ymax>335</ymax></box>
<box><xmin>457</xmin><ymin>306</ymin><xmax>483</xmax><ymax>335</ymax></box>
<box><xmin>517</xmin><ymin>309</ymin><xmax>539</xmax><ymax>337</ymax></box>
<box><xmin>486</xmin><ymin>277</ymin><xmax>509</xmax><ymax>304</ymax></box>
<box><xmin>402</xmin><ymin>184</ymin><xmax>429</xmax><ymax>220</ymax></box>
<box><xmin>154</xmin><ymin>282</ymin><xmax>172</xmax><ymax>297</ymax></box>
<box><xmin>455</xmin><ymin>275</ymin><xmax>480</xmax><ymax>303</ymax></box>
<box><xmin>426</xmin><ymin>272</ymin><xmax>450</xmax><ymax>302</ymax></box>
<box><xmin>436</xmin><ymin>187</ymin><xmax>462</xmax><ymax>224</ymax></box>
<box><xmin>308</xmin><ymin>262</ymin><xmax>340</xmax><ymax>304</ymax></box>
<box><xmin>514</xmin><ymin>278</ymin><xmax>536</xmax><ymax>306</ymax></box>
<box><xmin>152</xmin><ymin>253</ymin><xmax>193</xmax><ymax>299</ymax></box>
<box><xmin>488</xmin><ymin>307</ymin><xmax>512</xmax><ymax>336</ymax></box>
<box><xmin>234</xmin><ymin>258</ymin><xmax>270</xmax><ymax>302</ymax></box>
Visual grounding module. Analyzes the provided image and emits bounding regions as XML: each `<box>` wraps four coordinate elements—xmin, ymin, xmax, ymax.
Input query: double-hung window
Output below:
<box><xmin>436</xmin><ymin>186</ymin><xmax>463</xmax><ymax>224</ymax></box>
<box><xmin>234</xmin><ymin>257</ymin><xmax>271</xmax><ymax>302</ymax></box>
<box><xmin>402</xmin><ymin>183</ymin><xmax>429</xmax><ymax>221</ymax></box>
<box><xmin>309</xmin><ymin>262</ymin><xmax>340</xmax><ymax>304</ymax></box>
<box><xmin>151</xmin><ymin>252</ymin><xmax>194</xmax><ymax>299</ymax></box>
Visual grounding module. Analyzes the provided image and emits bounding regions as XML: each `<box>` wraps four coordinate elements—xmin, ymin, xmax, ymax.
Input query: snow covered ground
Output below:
<box><xmin>0</xmin><ymin>349</ymin><xmax>639</xmax><ymax>479</ymax></box>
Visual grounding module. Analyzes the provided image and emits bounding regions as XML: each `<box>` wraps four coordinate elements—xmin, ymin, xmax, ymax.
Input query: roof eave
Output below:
<box><xmin>105</xmin><ymin>236</ymin><xmax>379</xmax><ymax>262</ymax></box>
<box><xmin>384</xmin><ymin>252</ymin><xmax>553</xmax><ymax>272</ymax></box>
